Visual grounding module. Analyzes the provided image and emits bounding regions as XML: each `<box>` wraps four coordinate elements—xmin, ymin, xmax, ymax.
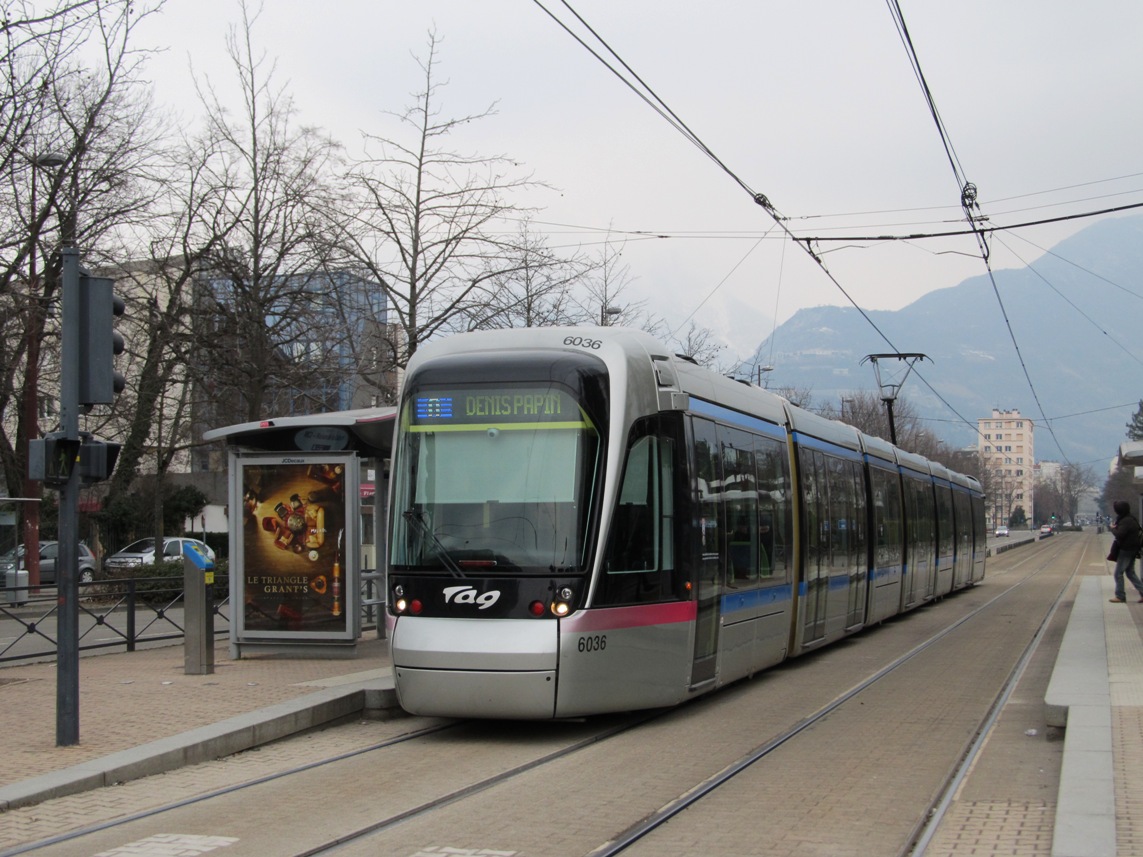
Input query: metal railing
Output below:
<box><xmin>361</xmin><ymin>568</ymin><xmax>386</xmax><ymax>639</ymax></box>
<box><xmin>1</xmin><ymin>570</ymin><xmax>389</xmax><ymax>663</ymax></box>
<box><xmin>0</xmin><ymin>575</ymin><xmax>231</xmax><ymax>664</ymax></box>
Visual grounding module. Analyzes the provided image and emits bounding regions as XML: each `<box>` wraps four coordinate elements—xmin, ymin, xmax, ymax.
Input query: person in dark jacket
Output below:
<box><xmin>1110</xmin><ymin>500</ymin><xmax>1143</xmax><ymax>602</ymax></box>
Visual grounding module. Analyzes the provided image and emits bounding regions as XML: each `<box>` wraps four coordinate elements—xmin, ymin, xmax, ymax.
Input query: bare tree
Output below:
<box><xmin>0</xmin><ymin>0</ymin><xmax>164</xmax><ymax>566</ymax></box>
<box><xmin>1057</xmin><ymin>463</ymin><xmax>1097</xmax><ymax>525</ymax></box>
<box><xmin>187</xmin><ymin>1</ymin><xmax>348</xmax><ymax>425</ymax></box>
<box><xmin>664</xmin><ymin>321</ymin><xmax>726</xmax><ymax>369</ymax></box>
<box><xmin>573</xmin><ymin>234</ymin><xmax>645</xmax><ymax>328</ymax></box>
<box><xmin>462</xmin><ymin>219</ymin><xmax>591</xmax><ymax>330</ymax></box>
<box><xmin>772</xmin><ymin>384</ymin><xmax>815</xmax><ymax>410</ymax></box>
<box><xmin>1033</xmin><ymin>476</ymin><xmax>1063</xmax><ymax>526</ymax></box>
<box><xmin>1101</xmin><ymin>462</ymin><xmax>1137</xmax><ymax>518</ymax></box>
<box><xmin>328</xmin><ymin>30</ymin><xmax>541</xmax><ymax>368</ymax></box>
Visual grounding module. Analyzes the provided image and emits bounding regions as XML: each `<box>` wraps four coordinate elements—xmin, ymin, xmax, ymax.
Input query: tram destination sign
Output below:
<box><xmin>410</xmin><ymin>387</ymin><xmax>588</xmax><ymax>429</ymax></box>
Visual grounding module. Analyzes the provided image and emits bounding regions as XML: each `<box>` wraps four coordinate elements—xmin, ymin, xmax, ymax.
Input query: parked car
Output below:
<box><xmin>0</xmin><ymin>541</ymin><xmax>97</xmax><ymax>585</ymax></box>
<box><xmin>995</xmin><ymin>525</ymin><xmax>1010</xmax><ymax>537</ymax></box>
<box><xmin>104</xmin><ymin>537</ymin><xmax>216</xmax><ymax>571</ymax></box>
<box><xmin>1039</xmin><ymin>524</ymin><xmax>1054</xmax><ymax>537</ymax></box>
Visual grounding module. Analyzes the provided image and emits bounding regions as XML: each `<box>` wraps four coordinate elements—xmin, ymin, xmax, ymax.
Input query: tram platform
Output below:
<box><xmin>0</xmin><ymin>559</ymin><xmax>1135</xmax><ymax>857</ymax></box>
<box><xmin>0</xmin><ymin>635</ymin><xmax>398</xmax><ymax>813</ymax></box>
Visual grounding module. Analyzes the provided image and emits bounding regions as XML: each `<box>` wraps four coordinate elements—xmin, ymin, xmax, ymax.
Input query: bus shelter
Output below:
<box><xmin>204</xmin><ymin>407</ymin><xmax>396</xmax><ymax>658</ymax></box>
<box><xmin>1122</xmin><ymin>440</ymin><xmax>1143</xmax><ymax>501</ymax></box>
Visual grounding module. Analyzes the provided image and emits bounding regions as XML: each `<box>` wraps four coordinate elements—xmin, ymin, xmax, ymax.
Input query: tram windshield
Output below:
<box><xmin>391</xmin><ymin>383</ymin><xmax>602</xmax><ymax>574</ymax></box>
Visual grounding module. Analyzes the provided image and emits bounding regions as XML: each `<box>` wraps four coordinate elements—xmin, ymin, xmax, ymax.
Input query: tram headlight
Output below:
<box><xmin>394</xmin><ymin>597</ymin><xmax>408</xmax><ymax>614</ymax></box>
<box><xmin>549</xmin><ymin>586</ymin><xmax>574</xmax><ymax>616</ymax></box>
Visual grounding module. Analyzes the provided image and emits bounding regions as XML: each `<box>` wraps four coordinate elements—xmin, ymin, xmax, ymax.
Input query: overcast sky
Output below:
<box><xmin>133</xmin><ymin>1</ymin><xmax>1143</xmax><ymax>361</ymax></box>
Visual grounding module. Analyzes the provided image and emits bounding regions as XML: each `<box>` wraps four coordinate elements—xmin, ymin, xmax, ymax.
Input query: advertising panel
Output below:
<box><xmin>234</xmin><ymin>454</ymin><xmax>358</xmax><ymax>643</ymax></box>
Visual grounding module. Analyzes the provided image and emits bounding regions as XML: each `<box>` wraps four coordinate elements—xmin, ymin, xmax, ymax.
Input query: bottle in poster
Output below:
<box><xmin>332</xmin><ymin>529</ymin><xmax>343</xmax><ymax>617</ymax></box>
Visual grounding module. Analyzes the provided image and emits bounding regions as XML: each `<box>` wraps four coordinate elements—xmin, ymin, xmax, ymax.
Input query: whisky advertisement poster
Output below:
<box><xmin>235</xmin><ymin>455</ymin><xmax>358</xmax><ymax>641</ymax></box>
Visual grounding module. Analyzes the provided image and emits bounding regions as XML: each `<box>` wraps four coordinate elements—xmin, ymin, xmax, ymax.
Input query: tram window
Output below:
<box><xmin>849</xmin><ymin>460</ymin><xmax>867</xmax><ymax>566</ymax></box>
<box><xmin>722</xmin><ymin>429</ymin><xmax>758</xmax><ymax>585</ymax></box>
<box><xmin>599</xmin><ymin>418</ymin><xmax>680</xmax><ymax>605</ymax></box>
<box><xmin>827</xmin><ymin>455</ymin><xmax>853</xmax><ymax>572</ymax></box>
<box><xmin>936</xmin><ymin>485</ymin><xmax>954</xmax><ymax>556</ymax></box>
<box><xmin>799</xmin><ymin>448</ymin><xmax>815</xmax><ymax>569</ymax></box>
<box><xmin>871</xmin><ymin>468</ymin><xmax>903</xmax><ymax>568</ymax></box>
<box><xmin>753</xmin><ymin>435</ymin><xmax>791</xmax><ymax>582</ymax></box>
<box><xmin>611</xmin><ymin>436</ymin><xmax>657</xmax><ymax>572</ymax></box>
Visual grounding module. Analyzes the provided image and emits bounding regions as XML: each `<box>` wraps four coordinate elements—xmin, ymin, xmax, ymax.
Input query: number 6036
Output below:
<box><xmin>577</xmin><ymin>634</ymin><xmax>606</xmax><ymax>652</ymax></box>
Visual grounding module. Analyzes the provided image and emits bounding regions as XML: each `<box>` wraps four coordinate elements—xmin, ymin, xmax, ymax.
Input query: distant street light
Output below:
<box><xmin>841</xmin><ymin>396</ymin><xmax>855</xmax><ymax>423</ymax></box>
<box><xmin>600</xmin><ymin>305</ymin><xmax>621</xmax><ymax>326</ymax></box>
<box><xmin>757</xmin><ymin>365</ymin><xmax>774</xmax><ymax>388</ymax></box>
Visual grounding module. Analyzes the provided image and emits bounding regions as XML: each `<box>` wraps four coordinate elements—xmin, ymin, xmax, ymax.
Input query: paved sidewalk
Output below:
<box><xmin>0</xmin><ymin>634</ymin><xmax>395</xmax><ymax>810</ymax></box>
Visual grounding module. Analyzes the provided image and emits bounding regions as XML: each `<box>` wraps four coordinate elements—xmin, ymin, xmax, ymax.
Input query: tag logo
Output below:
<box><xmin>443</xmin><ymin>585</ymin><xmax>501</xmax><ymax>610</ymax></box>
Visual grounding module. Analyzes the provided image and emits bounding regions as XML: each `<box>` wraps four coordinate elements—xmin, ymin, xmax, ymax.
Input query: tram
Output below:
<box><xmin>386</xmin><ymin>327</ymin><xmax>986</xmax><ymax>718</ymax></box>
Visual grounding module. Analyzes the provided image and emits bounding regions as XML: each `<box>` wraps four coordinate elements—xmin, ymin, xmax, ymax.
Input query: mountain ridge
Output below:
<box><xmin>740</xmin><ymin>215</ymin><xmax>1143</xmax><ymax>465</ymax></box>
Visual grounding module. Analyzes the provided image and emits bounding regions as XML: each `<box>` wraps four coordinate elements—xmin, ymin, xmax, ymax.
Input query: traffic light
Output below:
<box><xmin>77</xmin><ymin>272</ymin><xmax>126</xmax><ymax>407</ymax></box>
<box><xmin>28</xmin><ymin>433</ymin><xmax>82</xmax><ymax>486</ymax></box>
<box><xmin>29</xmin><ymin>433</ymin><xmax>120</xmax><ymax>485</ymax></box>
<box><xmin>78</xmin><ymin>437</ymin><xmax>121</xmax><ymax>483</ymax></box>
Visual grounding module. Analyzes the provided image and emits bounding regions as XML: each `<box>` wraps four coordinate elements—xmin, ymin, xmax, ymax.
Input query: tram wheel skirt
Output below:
<box><xmin>394</xmin><ymin>666</ymin><xmax>557</xmax><ymax>719</ymax></box>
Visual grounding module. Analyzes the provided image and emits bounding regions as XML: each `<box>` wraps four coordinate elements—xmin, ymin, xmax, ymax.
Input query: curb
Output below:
<box><xmin>1045</xmin><ymin>577</ymin><xmax>1115</xmax><ymax>857</ymax></box>
<box><xmin>0</xmin><ymin>680</ymin><xmax>400</xmax><ymax>812</ymax></box>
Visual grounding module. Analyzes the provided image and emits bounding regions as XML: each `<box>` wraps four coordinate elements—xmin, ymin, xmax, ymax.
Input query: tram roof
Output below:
<box><xmin>203</xmin><ymin>407</ymin><xmax>397</xmax><ymax>457</ymax></box>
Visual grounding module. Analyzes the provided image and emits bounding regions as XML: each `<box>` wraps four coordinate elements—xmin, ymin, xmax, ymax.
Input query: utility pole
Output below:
<box><xmin>56</xmin><ymin>246</ymin><xmax>81</xmax><ymax>746</ymax></box>
<box><xmin>860</xmin><ymin>353</ymin><xmax>929</xmax><ymax>446</ymax></box>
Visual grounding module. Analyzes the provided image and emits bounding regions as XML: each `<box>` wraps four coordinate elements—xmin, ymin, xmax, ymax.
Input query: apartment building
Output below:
<box><xmin>977</xmin><ymin>408</ymin><xmax>1035</xmax><ymax>529</ymax></box>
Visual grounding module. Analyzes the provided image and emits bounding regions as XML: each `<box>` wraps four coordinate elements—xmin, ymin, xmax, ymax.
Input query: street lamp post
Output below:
<box><xmin>600</xmin><ymin>305</ymin><xmax>621</xmax><ymax>326</ymax></box>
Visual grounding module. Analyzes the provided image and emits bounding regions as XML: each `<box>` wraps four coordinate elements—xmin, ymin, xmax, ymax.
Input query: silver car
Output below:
<box><xmin>0</xmin><ymin>541</ymin><xmax>98</xmax><ymax>585</ymax></box>
<box><xmin>105</xmin><ymin>537</ymin><xmax>216</xmax><ymax>571</ymax></box>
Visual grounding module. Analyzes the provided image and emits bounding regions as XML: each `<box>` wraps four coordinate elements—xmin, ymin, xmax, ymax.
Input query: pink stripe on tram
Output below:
<box><xmin>561</xmin><ymin>600</ymin><xmax>696</xmax><ymax>633</ymax></box>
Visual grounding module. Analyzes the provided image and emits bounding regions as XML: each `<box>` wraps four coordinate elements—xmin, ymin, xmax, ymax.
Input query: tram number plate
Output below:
<box><xmin>563</xmin><ymin>336</ymin><xmax>603</xmax><ymax>350</ymax></box>
<box><xmin>577</xmin><ymin>634</ymin><xmax>607</xmax><ymax>653</ymax></box>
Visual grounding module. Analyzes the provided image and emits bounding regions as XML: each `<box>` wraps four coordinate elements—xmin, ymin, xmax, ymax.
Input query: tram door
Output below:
<box><xmin>799</xmin><ymin>448</ymin><xmax>828</xmax><ymax>644</ymax></box>
<box><xmin>902</xmin><ymin>476</ymin><xmax>935</xmax><ymax>607</ymax></box>
<box><xmin>690</xmin><ymin>418</ymin><xmax>722</xmax><ymax>686</ymax></box>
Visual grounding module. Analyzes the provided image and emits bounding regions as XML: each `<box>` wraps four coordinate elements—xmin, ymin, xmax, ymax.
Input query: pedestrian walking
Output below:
<box><xmin>1109</xmin><ymin>499</ymin><xmax>1143</xmax><ymax>603</ymax></box>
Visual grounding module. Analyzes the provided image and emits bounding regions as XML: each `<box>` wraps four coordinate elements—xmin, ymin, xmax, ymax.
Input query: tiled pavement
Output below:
<box><xmin>0</xmin><ymin>635</ymin><xmax>394</xmax><ymax>802</ymax></box>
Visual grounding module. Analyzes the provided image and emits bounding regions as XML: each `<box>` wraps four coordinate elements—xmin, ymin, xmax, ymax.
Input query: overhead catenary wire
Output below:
<box><xmin>991</xmin><ymin>234</ymin><xmax>1143</xmax><ymax>368</ymax></box>
<box><xmin>884</xmin><ymin>0</ymin><xmax>1077</xmax><ymax>465</ymax></box>
<box><xmin>534</xmin><ymin>0</ymin><xmax>984</xmax><ymax>443</ymax></box>
<box><xmin>537</xmin><ymin>1</ymin><xmax>1107</xmax><ymax>462</ymax></box>
<box><xmin>532</xmin><ymin>1</ymin><xmax>904</xmax><ymax>347</ymax></box>
<box><xmin>529</xmin><ymin>0</ymin><xmax>760</xmax><ymax>201</ymax></box>
<box><xmin>1000</xmin><ymin>228</ymin><xmax>1143</xmax><ymax>302</ymax></box>
<box><xmin>509</xmin><ymin>196</ymin><xmax>1143</xmax><ymax>254</ymax></box>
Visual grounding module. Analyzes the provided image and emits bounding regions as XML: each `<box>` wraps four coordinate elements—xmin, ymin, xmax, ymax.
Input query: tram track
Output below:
<box><xmin>904</xmin><ymin>537</ymin><xmax>1088</xmax><ymax>857</ymax></box>
<box><xmin>2</xmin><ymin>537</ymin><xmax>1082</xmax><ymax>857</ymax></box>
<box><xmin>0</xmin><ymin>707</ymin><xmax>666</xmax><ymax>857</ymax></box>
<box><xmin>583</xmin><ymin>538</ymin><xmax>1079</xmax><ymax>857</ymax></box>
